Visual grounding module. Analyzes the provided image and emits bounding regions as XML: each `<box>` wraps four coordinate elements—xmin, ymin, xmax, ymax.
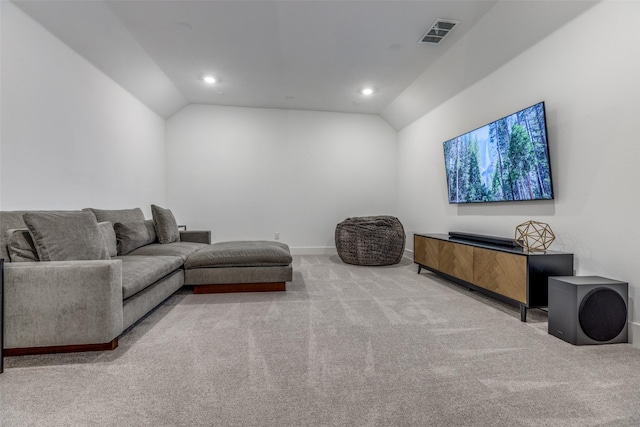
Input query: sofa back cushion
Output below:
<box><xmin>86</xmin><ymin>207</ymin><xmax>145</xmax><ymax>225</ymax></box>
<box><xmin>98</xmin><ymin>221</ymin><xmax>118</xmax><ymax>257</ymax></box>
<box><xmin>0</xmin><ymin>211</ymin><xmax>31</xmax><ymax>261</ymax></box>
<box><xmin>1</xmin><ymin>211</ymin><xmax>126</xmax><ymax>261</ymax></box>
<box><xmin>151</xmin><ymin>205</ymin><xmax>181</xmax><ymax>244</ymax></box>
<box><xmin>114</xmin><ymin>220</ymin><xmax>157</xmax><ymax>255</ymax></box>
<box><xmin>6</xmin><ymin>228</ymin><xmax>39</xmax><ymax>262</ymax></box>
<box><xmin>23</xmin><ymin>210</ymin><xmax>111</xmax><ymax>261</ymax></box>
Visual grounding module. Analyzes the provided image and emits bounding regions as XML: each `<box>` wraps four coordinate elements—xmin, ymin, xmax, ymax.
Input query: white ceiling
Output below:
<box><xmin>12</xmin><ymin>1</ymin><xmax>597</xmax><ymax>129</ymax></box>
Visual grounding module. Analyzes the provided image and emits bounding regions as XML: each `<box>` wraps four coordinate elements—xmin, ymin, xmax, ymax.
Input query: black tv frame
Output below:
<box><xmin>443</xmin><ymin>101</ymin><xmax>554</xmax><ymax>204</ymax></box>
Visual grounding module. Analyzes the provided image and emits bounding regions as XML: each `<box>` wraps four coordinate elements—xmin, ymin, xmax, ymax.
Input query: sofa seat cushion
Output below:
<box><xmin>117</xmin><ymin>255</ymin><xmax>184</xmax><ymax>299</ymax></box>
<box><xmin>185</xmin><ymin>241</ymin><xmax>292</xmax><ymax>269</ymax></box>
<box><xmin>127</xmin><ymin>242</ymin><xmax>208</xmax><ymax>262</ymax></box>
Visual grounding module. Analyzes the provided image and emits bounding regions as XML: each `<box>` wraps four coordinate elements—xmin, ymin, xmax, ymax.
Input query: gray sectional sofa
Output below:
<box><xmin>0</xmin><ymin>207</ymin><xmax>210</xmax><ymax>355</ymax></box>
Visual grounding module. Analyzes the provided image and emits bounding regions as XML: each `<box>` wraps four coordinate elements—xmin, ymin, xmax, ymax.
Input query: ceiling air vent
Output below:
<box><xmin>419</xmin><ymin>19</ymin><xmax>459</xmax><ymax>45</ymax></box>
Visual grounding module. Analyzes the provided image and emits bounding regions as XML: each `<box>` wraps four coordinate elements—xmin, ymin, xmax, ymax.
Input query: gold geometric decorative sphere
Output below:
<box><xmin>515</xmin><ymin>220</ymin><xmax>555</xmax><ymax>252</ymax></box>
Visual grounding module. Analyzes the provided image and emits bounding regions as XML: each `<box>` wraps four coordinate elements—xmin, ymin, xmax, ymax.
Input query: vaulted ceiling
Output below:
<box><xmin>12</xmin><ymin>1</ymin><xmax>597</xmax><ymax>129</ymax></box>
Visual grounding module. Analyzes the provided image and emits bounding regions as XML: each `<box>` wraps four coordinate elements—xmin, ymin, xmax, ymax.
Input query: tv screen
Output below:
<box><xmin>443</xmin><ymin>102</ymin><xmax>553</xmax><ymax>204</ymax></box>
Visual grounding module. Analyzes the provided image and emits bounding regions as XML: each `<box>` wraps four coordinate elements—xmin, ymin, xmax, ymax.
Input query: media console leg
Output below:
<box><xmin>520</xmin><ymin>305</ymin><xmax>527</xmax><ymax>322</ymax></box>
<box><xmin>417</xmin><ymin>265</ymin><xmax>422</xmax><ymax>274</ymax></box>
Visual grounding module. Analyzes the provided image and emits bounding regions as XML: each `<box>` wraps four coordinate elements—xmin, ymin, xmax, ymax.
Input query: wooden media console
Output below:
<box><xmin>414</xmin><ymin>233</ymin><xmax>574</xmax><ymax>321</ymax></box>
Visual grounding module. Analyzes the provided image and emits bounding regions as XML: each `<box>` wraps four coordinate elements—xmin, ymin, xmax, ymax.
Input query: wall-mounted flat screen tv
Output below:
<box><xmin>443</xmin><ymin>101</ymin><xmax>553</xmax><ymax>204</ymax></box>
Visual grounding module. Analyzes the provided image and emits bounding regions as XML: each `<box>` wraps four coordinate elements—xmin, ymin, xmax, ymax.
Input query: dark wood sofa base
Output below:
<box><xmin>194</xmin><ymin>282</ymin><xmax>286</xmax><ymax>294</ymax></box>
<box><xmin>4</xmin><ymin>338</ymin><xmax>118</xmax><ymax>356</ymax></box>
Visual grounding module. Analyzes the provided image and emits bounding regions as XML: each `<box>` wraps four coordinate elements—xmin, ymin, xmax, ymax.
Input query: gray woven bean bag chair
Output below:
<box><xmin>335</xmin><ymin>216</ymin><xmax>406</xmax><ymax>266</ymax></box>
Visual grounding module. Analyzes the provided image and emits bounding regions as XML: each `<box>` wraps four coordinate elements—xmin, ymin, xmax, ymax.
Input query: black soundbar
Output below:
<box><xmin>448</xmin><ymin>231</ymin><xmax>522</xmax><ymax>249</ymax></box>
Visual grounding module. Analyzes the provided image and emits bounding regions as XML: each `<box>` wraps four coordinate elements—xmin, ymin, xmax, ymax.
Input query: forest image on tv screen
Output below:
<box><xmin>443</xmin><ymin>102</ymin><xmax>553</xmax><ymax>203</ymax></box>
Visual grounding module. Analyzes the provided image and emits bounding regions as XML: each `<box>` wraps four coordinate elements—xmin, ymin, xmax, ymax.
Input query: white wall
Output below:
<box><xmin>166</xmin><ymin>105</ymin><xmax>397</xmax><ymax>251</ymax></box>
<box><xmin>0</xmin><ymin>2</ymin><xmax>165</xmax><ymax>216</ymax></box>
<box><xmin>397</xmin><ymin>1</ymin><xmax>640</xmax><ymax>342</ymax></box>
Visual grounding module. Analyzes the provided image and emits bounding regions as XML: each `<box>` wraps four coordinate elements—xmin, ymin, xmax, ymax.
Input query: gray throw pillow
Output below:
<box><xmin>151</xmin><ymin>205</ymin><xmax>181</xmax><ymax>244</ymax></box>
<box><xmin>23</xmin><ymin>211</ymin><xmax>111</xmax><ymax>261</ymax></box>
<box><xmin>98</xmin><ymin>221</ymin><xmax>118</xmax><ymax>257</ymax></box>
<box><xmin>6</xmin><ymin>228</ymin><xmax>39</xmax><ymax>262</ymax></box>
<box><xmin>114</xmin><ymin>220</ymin><xmax>157</xmax><ymax>255</ymax></box>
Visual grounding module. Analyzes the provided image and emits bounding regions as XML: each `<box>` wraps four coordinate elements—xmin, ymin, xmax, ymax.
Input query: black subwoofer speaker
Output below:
<box><xmin>548</xmin><ymin>276</ymin><xmax>628</xmax><ymax>345</ymax></box>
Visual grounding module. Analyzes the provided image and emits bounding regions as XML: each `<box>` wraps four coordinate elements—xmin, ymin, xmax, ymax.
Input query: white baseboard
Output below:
<box><xmin>290</xmin><ymin>246</ymin><xmax>338</xmax><ymax>256</ymax></box>
<box><xmin>291</xmin><ymin>247</ymin><xmax>415</xmax><ymax>259</ymax></box>
<box><xmin>403</xmin><ymin>248</ymin><xmax>414</xmax><ymax>260</ymax></box>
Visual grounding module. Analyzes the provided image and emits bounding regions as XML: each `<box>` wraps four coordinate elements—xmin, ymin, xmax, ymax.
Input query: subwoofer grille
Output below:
<box><xmin>578</xmin><ymin>288</ymin><xmax>627</xmax><ymax>342</ymax></box>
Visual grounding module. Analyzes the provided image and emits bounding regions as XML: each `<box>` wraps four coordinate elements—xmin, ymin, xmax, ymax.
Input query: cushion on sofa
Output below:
<box><xmin>184</xmin><ymin>241</ymin><xmax>292</xmax><ymax>268</ymax></box>
<box><xmin>127</xmin><ymin>241</ymin><xmax>208</xmax><ymax>262</ymax></box>
<box><xmin>114</xmin><ymin>220</ymin><xmax>157</xmax><ymax>255</ymax></box>
<box><xmin>1</xmin><ymin>211</ymin><xmax>38</xmax><ymax>261</ymax></box>
<box><xmin>23</xmin><ymin>211</ymin><xmax>110</xmax><ymax>261</ymax></box>
<box><xmin>86</xmin><ymin>207</ymin><xmax>145</xmax><ymax>225</ymax></box>
<box><xmin>6</xmin><ymin>228</ymin><xmax>39</xmax><ymax>262</ymax></box>
<box><xmin>117</xmin><ymin>255</ymin><xmax>184</xmax><ymax>299</ymax></box>
<box><xmin>151</xmin><ymin>205</ymin><xmax>181</xmax><ymax>244</ymax></box>
<box><xmin>98</xmin><ymin>221</ymin><xmax>118</xmax><ymax>257</ymax></box>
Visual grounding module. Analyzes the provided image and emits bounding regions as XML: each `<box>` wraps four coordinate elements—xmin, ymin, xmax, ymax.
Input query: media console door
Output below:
<box><xmin>415</xmin><ymin>237</ymin><xmax>473</xmax><ymax>282</ymax></box>
<box><xmin>414</xmin><ymin>234</ymin><xmax>573</xmax><ymax>321</ymax></box>
<box><xmin>473</xmin><ymin>247</ymin><xmax>527</xmax><ymax>304</ymax></box>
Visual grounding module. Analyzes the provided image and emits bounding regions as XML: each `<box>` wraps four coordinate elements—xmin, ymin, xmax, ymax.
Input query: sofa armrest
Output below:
<box><xmin>180</xmin><ymin>230</ymin><xmax>211</xmax><ymax>244</ymax></box>
<box><xmin>3</xmin><ymin>260</ymin><xmax>124</xmax><ymax>349</ymax></box>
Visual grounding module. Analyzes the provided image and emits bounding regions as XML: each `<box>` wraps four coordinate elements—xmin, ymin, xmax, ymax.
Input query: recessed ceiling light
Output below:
<box><xmin>361</xmin><ymin>87</ymin><xmax>374</xmax><ymax>96</ymax></box>
<box><xmin>202</xmin><ymin>75</ymin><xmax>216</xmax><ymax>84</ymax></box>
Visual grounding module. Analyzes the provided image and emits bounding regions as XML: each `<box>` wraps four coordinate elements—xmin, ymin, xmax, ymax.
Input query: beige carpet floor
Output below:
<box><xmin>2</xmin><ymin>255</ymin><xmax>640</xmax><ymax>426</ymax></box>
